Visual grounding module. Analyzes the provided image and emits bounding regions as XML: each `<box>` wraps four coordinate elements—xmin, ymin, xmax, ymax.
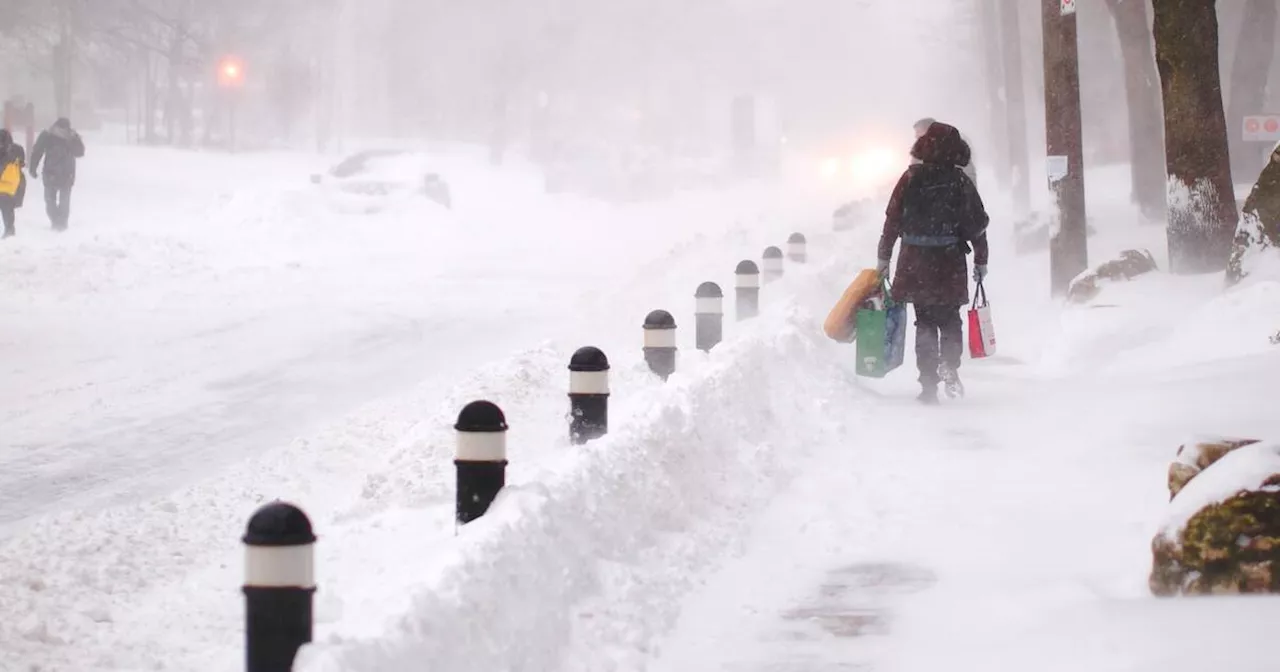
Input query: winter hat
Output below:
<box><xmin>53</xmin><ymin>118</ymin><xmax>70</xmax><ymax>130</ymax></box>
<box><xmin>909</xmin><ymin>121</ymin><xmax>972</xmax><ymax>168</ymax></box>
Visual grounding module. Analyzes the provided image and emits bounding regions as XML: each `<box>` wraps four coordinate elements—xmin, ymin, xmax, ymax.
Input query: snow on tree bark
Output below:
<box><xmin>1152</xmin><ymin>0</ymin><xmax>1239</xmax><ymax>274</ymax></box>
<box><xmin>1227</xmin><ymin>143</ymin><xmax>1280</xmax><ymax>284</ymax></box>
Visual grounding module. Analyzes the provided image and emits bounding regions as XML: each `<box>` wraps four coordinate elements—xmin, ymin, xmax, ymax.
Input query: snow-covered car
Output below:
<box><xmin>310</xmin><ymin>149</ymin><xmax>452</xmax><ymax>209</ymax></box>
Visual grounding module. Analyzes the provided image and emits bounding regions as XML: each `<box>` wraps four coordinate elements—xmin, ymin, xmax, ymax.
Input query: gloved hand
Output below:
<box><xmin>973</xmin><ymin>265</ymin><xmax>988</xmax><ymax>282</ymax></box>
<box><xmin>876</xmin><ymin>259</ymin><xmax>890</xmax><ymax>279</ymax></box>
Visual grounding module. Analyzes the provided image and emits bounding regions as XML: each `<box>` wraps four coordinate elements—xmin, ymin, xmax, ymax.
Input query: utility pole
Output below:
<box><xmin>1000</xmin><ymin>0</ymin><xmax>1032</xmax><ymax>218</ymax></box>
<box><xmin>1042</xmin><ymin>0</ymin><xmax>1089</xmax><ymax>296</ymax></box>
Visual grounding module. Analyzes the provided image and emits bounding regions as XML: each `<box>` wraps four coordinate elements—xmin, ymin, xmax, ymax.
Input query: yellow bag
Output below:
<box><xmin>823</xmin><ymin>268</ymin><xmax>882</xmax><ymax>342</ymax></box>
<box><xmin>0</xmin><ymin>162</ymin><xmax>20</xmax><ymax>197</ymax></box>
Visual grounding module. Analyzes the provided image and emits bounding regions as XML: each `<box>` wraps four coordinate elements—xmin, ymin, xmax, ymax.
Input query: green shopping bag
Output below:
<box><xmin>855</xmin><ymin>280</ymin><xmax>908</xmax><ymax>378</ymax></box>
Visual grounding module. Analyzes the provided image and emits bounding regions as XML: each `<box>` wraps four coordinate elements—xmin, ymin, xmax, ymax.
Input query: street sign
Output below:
<box><xmin>1061</xmin><ymin>0</ymin><xmax>1076</xmax><ymax>15</ymax></box>
<box><xmin>1047</xmin><ymin>155</ymin><xmax>1069</xmax><ymax>183</ymax></box>
<box><xmin>1243</xmin><ymin>114</ymin><xmax>1280</xmax><ymax>142</ymax></box>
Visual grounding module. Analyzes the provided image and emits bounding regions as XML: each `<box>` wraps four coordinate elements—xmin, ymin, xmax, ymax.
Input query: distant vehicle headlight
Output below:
<box><xmin>820</xmin><ymin>157</ymin><xmax>841</xmax><ymax>180</ymax></box>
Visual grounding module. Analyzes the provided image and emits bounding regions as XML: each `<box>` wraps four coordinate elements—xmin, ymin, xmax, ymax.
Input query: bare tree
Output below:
<box><xmin>1104</xmin><ymin>0</ymin><xmax>1167</xmax><ymax>221</ymax></box>
<box><xmin>1225</xmin><ymin>0</ymin><xmax>1277</xmax><ymax>185</ymax></box>
<box><xmin>977</xmin><ymin>0</ymin><xmax>1010</xmax><ymax>190</ymax></box>
<box><xmin>1000</xmin><ymin>0</ymin><xmax>1032</xmax><ymax>219</ymax></box>
<box><xmin>1152</xmin><ymin>0</ymin><xmax>1237</xmax><ymax>273</ymax></box>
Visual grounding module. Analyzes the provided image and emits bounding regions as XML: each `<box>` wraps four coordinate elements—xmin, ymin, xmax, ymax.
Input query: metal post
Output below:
<box><xmin>568</xmin><ymin>346</ymin><xmax>609</xmax><ymax>444</ymax></box>
<box><xmin>642</xmin><ymin>310</ymin><xmax>677</xmax><ymax>380</ymax></box>
<box><xmin>243</xmin><ymin>501</ymin><xmax>316</xmax><ymax>672</ymax></box>
<box><xmin>694</xmin><ymin>282</ymin><xmax>724</xmax><ymax>352</ymax></box>
<box><xmin>454</xmin><ymin>400</ymin><xmax>508</xmax><ymax>524</ymax></box>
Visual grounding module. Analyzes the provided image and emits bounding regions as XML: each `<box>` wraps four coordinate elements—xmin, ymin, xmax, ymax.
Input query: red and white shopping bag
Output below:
<box><xmin>968</xmin><ymin>280</ymin><xmax>997</xmax><ymax>358</ymax></box>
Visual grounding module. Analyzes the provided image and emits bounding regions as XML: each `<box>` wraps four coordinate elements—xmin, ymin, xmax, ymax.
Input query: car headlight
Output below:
<box><xmin>820</xmin><ymin>157</ymin><xmax>841</xmax><ymax>180</ymax></box>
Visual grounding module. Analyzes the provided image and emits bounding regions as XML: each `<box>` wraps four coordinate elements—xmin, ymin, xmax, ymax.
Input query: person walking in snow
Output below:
<box><xmin>0</xmin><ymin>129</ymin><xmax>27</xmax><ymax>239</ymax></box>
<box><xmin>876</xmin><ymin>120</ymin><xmax>989</xmax><ymax>404</ymax></box>
<box><xmin>30</xmin><ymin>117</ymin><xmax>85</xmax><ymax>232</ymax></box>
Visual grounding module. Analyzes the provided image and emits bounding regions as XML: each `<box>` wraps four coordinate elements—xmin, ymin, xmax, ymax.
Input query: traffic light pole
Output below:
<box><xmin>1041</xmin><ymin>0</ymin><xmax>1088</xmax><ymax>296</ymax></box>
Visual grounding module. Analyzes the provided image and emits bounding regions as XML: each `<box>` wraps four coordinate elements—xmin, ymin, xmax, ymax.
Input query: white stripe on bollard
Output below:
<box><xmin>569</xmin><ymin>370</ymin><xmax>611</xmax><ymax>395</ymax></box>
<box><xmin>245</xmin><ymin>545</ymin><xmax>316</xmax><ymax>588</ymax></box>
<box><xmin>695</xmin><ymin>296</ymin><xmax>724</xmax><ymax>315</ymax></box>
<box><xmin>763</xmin><ymin>256</ymin><xmax>784</xmax><ymax>273</ymax></box>
<box><xmin>736</xmin><ymin>273</ymin><xmax>761</xmax><ymax>289</ymax></box>
<box><xmin>456</xmin><ymin>431</ymin><xmax>508</xmax><ymax>462</ymax></box>
<box><xmin>788</xmin><ymin>241</ymin><xmax>805</xmax><ymax>259</ymax></box>
<box><xmin>642</xmin><ymin>327</ymin><xmax>678</xmax><ymax>348</ymax></box>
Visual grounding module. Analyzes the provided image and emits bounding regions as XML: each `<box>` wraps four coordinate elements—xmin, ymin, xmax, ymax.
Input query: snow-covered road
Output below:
<box><xmin>0</xmin><ymin>141</ymin><xmax>797</xmax><ymax>527</ymax></box>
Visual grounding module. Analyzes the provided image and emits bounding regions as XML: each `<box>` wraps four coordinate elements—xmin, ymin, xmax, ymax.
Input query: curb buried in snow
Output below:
<box><xmin>291</xmin><ymin>245</ymin><xmax>868</xmax><ymax>671</ymax></box>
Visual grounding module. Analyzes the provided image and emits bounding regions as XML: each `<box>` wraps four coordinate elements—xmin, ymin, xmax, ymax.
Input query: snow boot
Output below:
<box><xmin>917</xmin><ymin>385</ymin><xmax>940</xmax><ymax>405</ymax></box>
<box><xmin>939</xmin><ymin>364</ymin><xmax>965</xmax><ymax>399</ymax></box>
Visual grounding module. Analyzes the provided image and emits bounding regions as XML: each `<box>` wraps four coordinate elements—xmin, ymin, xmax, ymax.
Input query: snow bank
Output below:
<box><xmin>291</xmin><ymin>272</ymin><xmax>857</xmax><ymax>671</ymax></box>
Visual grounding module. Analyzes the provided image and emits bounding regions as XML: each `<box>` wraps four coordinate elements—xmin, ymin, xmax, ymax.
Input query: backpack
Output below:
<box><xmin>0</xmin><ymin>161</ymin><xmax>21</xmax><ymax>197</ymax></box>
<box><xmin>898</xmin><ymin>164</ymin><xmax>971</xmax><ymax>246</ymax></box>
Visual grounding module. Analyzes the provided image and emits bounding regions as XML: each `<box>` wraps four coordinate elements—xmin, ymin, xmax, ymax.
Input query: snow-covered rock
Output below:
<box><xmin>1150</xmin><ymin>441</ymin><xmax>1280</xmax><ymax>596</ymax></box>
<box><xmin>1067</xmin><ymin>248</ymin><xmax>1158</xmax><ymax>304</ymax></box>
<box><xmin>1167</xmin><ymin>436</ymin><xmax>1262</xmax><ymax>500</ymax></box>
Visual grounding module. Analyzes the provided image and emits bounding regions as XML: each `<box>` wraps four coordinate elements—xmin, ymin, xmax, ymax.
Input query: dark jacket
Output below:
<box><xmin>31</xmin><ymin>121</ymin><xmax>85</xmax><ymax>188</ymax></box>
<box><xmin>877</xmin><ymin>122</ymin><xmax>989</xmax><ymax>306</ymax></box>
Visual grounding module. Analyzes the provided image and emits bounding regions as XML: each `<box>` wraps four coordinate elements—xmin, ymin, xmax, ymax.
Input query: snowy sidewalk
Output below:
<box><xmin>647</xmin><ymin>341</ymin><xmax>1280</xmax><ymax>671</ymax></box>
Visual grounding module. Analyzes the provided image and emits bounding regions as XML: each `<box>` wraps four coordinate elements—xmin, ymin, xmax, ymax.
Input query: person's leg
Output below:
<box><xmin>56</xmin><ymin>186</ymin><xmax>71</xmax><ymax>229</ymax></box>
<box><xmin>2</xmin><ymin>203</ymin><xmax>15</xmax><ymax>237</ymax></box>
<box><xmin>913</xmin><ymin>305</ymin><xmax>943</xmax><ymax>402</ymax></box>
<box><xmin>43</xmin><ymin>182</ymin><xmax>58</xmax><ymax>227</ymax></box>
<box><xmin>938</xmin><ymin>305</ymin><xmax>966</xmax><ymax>397</ymax></box>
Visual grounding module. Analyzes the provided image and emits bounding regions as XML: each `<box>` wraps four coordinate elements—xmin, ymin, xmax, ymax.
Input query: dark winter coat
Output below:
<box><xmin>877</xmin><ymin>122</ymin><xmax>989</xmax><ymax>306</ymax></box>
<box><xmin>31</xmin><ymin>121</ymin><xmax>85</xmax><ymax>188</ymax></box>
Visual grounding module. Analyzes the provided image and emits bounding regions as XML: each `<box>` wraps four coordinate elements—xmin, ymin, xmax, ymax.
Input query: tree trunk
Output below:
<box><xmin>1001</xmin><ymin>0</ymin><xmax>1033</xmax><ymax>219</ymax></box>
<box><xmin>1152</xmin><ymin>0</ymin><xmax>1238</xmax><ymax>274</ymax></box>
<box><xmin>1104</xmin><ymin>0</ymin><xmax>1168</xmax><ymax>222</ymax></box>
<box><xmin>1226</xmin><ymin>0</ymin><xmax>1277</xmax><ymax>186</ymax></box>
<box><xmin>1042</xmin><ymin>0</ymin><xmax>1090</xmax><ymax>296</ymax></box>
<box><xmin>977</xmin><ymin>0</ymin><xmax>1010</xmax><ymax>190</ymax></box>
<box><xmin>52</xmin><ymin>0</ymin><xmax>74</xmax><ymax>119</ymax></box>
<box><xmin>165</xmin><ymin>29</ymin><xmax>182</xmax><ymax>145</ymax></box>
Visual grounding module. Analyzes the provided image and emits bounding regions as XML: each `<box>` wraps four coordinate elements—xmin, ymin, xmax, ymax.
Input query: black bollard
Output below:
<box><xmin>642</xmin><ymin>309</ymin><xmax>677</xmax><ymax>380</ymax></box>
<box><xmin>735</xmin><ymin>260</ymin><xmax>760</xmax><ymax>321</ymax></box>
<box><xmin>243</xmin><ymin>501</ymin><xmax>317</xmax><ymax>672</ymax></box>
<box><xmin>762</xmin><ymin>246</ymin><xmax>784</xmax><ymax>284</ymax></box>
<box><xmin>694</xmin><ymin>281</ymin><xmax>724</xmax><ymax>352</ymax></box>
<box><xmin>787</xmin><ymin>232</ymin><xmax>807</xmax><ymax>263</ymax></box>
<box><xmin>568</xmin><ymin>346</ymin><xmax>610</xmax><ymax>445</ymax></box>
<box><xmin>454</xmin><ymin>400</ymin><xmax>508</xmax><ymax>524</ymax></box>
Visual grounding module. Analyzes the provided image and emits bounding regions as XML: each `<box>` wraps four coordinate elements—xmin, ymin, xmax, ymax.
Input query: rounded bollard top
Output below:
<box><xmin>455</xmin><ymin>400</ymin><xmax>509</xmax><ymax>433</ymax></box>
<box><xmin>695</xmin><ymin>281</ymin><xmax>723</xmax><ymax>299</ymax></box>
<box><xmin>763</xmin><ymin>246</ymin><xmax>783</xmax><ymax>259</ymax></box>
<box><xmin>735</xmin><ymin>260</ymin><xmax>760</xmax><ymax>275</ymax></box>
<box><xmin>243</xmin><ymin>501</ymin><xmax>316</xmax><ymax>547</ymax></box>
<box><xmin>788</xmin><ymin>232</ymin><xmax>806</xmax><ymax>244</ymax></box>
<box><xmin>569</xmin><ymin>345</ymin><xmax>610</xmax><ymax>372</ymax></box>
<box><xmin>643</xmin><ymin>309</ymin><xmax>676</xmax><ymax>329</ymax></box>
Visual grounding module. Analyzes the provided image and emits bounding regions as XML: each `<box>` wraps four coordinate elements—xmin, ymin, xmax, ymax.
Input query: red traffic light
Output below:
<box><xmin>217</xmin><ymin>57</ymin><xmax>245</xmax><ymax>87</ymax></box>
